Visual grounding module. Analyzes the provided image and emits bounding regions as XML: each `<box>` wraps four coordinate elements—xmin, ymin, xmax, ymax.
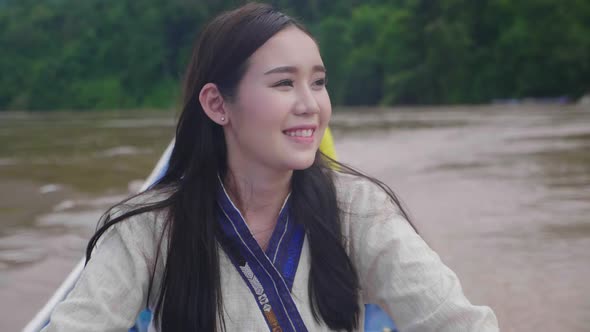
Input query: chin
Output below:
<box><xmin>285</xmin><ymin>155</ymin><xmax>316</xmax><ymax>171</ymax></box>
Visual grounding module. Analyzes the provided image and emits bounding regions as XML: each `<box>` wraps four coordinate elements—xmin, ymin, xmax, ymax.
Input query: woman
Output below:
<box><xmin>43</xmin><ymin>3</ymin><xmax>499</xmax><ymax>332</ymax></box>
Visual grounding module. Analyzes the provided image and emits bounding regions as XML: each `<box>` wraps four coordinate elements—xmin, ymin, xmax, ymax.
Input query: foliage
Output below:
<box><xmin>1</xmin><ymin>0</ymin><xmax>589</xmax><ymax>110</ymax></box>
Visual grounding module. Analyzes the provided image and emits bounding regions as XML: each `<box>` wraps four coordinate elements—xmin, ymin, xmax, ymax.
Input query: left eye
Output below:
<box><xmin>313</xmin><ymin>78</ymin><xmax>327</xmax><ymax>87</ymax></box>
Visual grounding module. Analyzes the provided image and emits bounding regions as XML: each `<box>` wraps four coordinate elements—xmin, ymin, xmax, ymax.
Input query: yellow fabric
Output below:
<box><xmin>319</xmin><ymin>127</ymin><xmax>337</xmax><ymax>160</ymax></box>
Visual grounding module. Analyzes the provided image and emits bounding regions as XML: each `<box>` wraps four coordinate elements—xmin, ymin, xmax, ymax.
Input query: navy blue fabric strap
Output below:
<box><xmin>216</xmin><ymin>181</ymin><xmax>308</xmax><ymax>332</ymax></box>
<box><xmin>266</xmin><ymin>219</ymin><xmax>305</xmax><ymax>291</ymax></box>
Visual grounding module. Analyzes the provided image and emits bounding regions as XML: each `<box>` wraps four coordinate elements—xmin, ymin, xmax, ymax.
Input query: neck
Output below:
<box><xmin>223</xmin><ymin>166</ymin><xmax>292</xmax><ymax>219</ymax></box>
<box><xmin>223</xmin><ymin>166</ymin><xmax>291</xmax><ymax>251</ymax></box>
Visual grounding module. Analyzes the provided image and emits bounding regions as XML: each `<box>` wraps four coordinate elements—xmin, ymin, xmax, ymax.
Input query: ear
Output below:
<box><xmin>199</xmin><ymin>83</ymin><xmax>228</xmax><ymax>125</ymax></box>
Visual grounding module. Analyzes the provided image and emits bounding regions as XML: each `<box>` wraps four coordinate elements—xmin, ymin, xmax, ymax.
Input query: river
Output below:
<box><xmin>1</xmin><ymin>105</ymin><xmax>588</xmax><ymax>331</ymax></box>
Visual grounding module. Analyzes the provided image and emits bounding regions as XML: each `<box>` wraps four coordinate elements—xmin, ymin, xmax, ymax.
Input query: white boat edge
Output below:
<box><xmin>23</xmin><ymin>139</ymin><xmax>176</xmax><ymax>332</ymax></box>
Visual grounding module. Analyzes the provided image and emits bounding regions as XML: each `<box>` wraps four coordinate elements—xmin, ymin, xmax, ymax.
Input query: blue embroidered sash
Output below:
<box><xmin>216</xmin><ymin>180</ymin><xmax>307</xmax><ymax>332</ymax></box>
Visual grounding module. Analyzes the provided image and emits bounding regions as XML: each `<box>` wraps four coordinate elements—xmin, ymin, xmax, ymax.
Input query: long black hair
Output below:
<box><xmin>86</xmin><ymin>3</ymin><xmax>414</xmax><ymax>331</ymax></box>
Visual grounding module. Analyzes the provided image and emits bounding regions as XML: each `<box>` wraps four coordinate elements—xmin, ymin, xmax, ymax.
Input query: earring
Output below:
<box><xmin>220</xmin><ymin>116</ymin><xmax>225</xmax><ymax>122</ymax></box>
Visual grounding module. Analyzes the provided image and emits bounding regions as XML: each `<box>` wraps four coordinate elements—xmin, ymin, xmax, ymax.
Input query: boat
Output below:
<box><xmin>24</xmin><ymin>132</ymin><xmax>397</xmax><ymax>332</ymax></box>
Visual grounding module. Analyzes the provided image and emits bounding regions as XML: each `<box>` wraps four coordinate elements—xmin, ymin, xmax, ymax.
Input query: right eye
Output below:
<box><xmin>273</xmin><ymin>79</ymin><xmax>294</xmax><ymax>87</ymax></box>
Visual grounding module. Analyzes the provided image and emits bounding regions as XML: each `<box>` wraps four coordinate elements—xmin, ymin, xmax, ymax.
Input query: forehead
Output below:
<box><xmin>247</xmin><ymin>27</ymin><xmax>323</xmax><ymax>71</ymax></box>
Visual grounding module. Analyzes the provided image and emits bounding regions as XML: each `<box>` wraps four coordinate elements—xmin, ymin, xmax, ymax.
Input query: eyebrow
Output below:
<box><xmin>264</xmin><ymin>65</ymin><xmax>326</xmax><ymax>75</ymax></box>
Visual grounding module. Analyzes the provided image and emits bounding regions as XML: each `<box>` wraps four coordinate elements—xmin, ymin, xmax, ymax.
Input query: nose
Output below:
<box><xmin>293</xmin><ymin>86</ymin><xmax>320</xmax><ymax>116</ymax></box>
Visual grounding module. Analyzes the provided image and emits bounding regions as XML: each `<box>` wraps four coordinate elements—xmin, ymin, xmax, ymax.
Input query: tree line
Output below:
<box><xmin>1</xmin><ymin>0</ymin><xmax>589</xmax><ymax>111</ymax></box>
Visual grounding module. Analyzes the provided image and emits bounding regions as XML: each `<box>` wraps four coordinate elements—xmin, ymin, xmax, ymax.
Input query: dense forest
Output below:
<box><xmin>1</xmin><ymin>0</ymin><xmax>589</xmax><ymax>110</ymax></box>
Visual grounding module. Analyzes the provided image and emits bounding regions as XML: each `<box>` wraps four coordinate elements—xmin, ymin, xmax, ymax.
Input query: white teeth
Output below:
<box><xmin>285</xmin><ymin>129</ymin><xmax>313</xmax><ymax>137</ymax></box>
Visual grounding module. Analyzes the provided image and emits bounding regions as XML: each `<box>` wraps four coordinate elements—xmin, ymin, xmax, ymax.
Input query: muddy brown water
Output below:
<box><xmin>1</xmin><ymin>105</ymin><xmax>588</xmax><ymax>331</ymax></box>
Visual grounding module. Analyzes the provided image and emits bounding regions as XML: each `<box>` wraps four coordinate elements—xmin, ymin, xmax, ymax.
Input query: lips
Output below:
<box><xmin>283</xmin><ymin>128</ymin><xmax>314</xmax><ymax>137</ymax></box>
<box><xmin>283</xmin><ymin>125</ymin><xmax>316</xmax><ymax>135</ymax></box>
<box><xmin>282</xmin><ymin>126</ymin><xmax>317</xmax><ymax>143</ymax></box>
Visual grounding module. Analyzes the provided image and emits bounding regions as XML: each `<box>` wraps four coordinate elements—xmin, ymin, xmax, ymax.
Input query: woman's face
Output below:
<box><xmin>223</xmin><ymin>26</ymin><xmax>331</xmax><ymax>174</ymax></box>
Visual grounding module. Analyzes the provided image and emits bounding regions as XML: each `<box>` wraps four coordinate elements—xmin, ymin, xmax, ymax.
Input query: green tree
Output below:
<box><xmin>1</xmin><ymin>0</ymin><xmax>589</xmax><ymax>110</ymax></box>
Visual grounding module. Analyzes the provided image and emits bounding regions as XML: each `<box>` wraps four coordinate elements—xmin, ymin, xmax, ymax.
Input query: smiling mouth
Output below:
<box><xmin>283</xmin><ymin>129</ymin><xmax>315</xmax><ymax>137</ymax></box>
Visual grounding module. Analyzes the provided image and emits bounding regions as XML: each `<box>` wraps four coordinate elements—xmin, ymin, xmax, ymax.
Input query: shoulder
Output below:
<box><xmin>331</xmin><ymin>170</ymin><xmax>400</xmax><ymax>217</ymax></box>
<box><xmin>96</xmin><ymin>187</ymin><xmax>173</xmax><ymax>251</ymax></box>
<box><xmin>331</xmin><ymin>171</ymin><xmax>372</xmax><ymax>199</ymax></box>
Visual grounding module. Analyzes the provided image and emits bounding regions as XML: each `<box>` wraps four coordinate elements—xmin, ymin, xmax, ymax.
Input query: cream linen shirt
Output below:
<box><xmin>42</xmin><ymin>172</ymin><xmax>499</xmax><ymax>331</ymax></box>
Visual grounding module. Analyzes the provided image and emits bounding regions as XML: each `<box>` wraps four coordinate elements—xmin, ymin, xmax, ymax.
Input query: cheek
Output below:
<box><xmin>236</xmin><ymin>88</ymin><xmax>288</xmax><ymax>132</ymax></box>
<box><xmin>242</xmin><ymin>88</ymin><xmax>291</xmax><ymax>123</ymax></box>
<box><xmin>318</xmin><ymin>92</ymin><xmax>332</xmax><ymax>125</ymax></box>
